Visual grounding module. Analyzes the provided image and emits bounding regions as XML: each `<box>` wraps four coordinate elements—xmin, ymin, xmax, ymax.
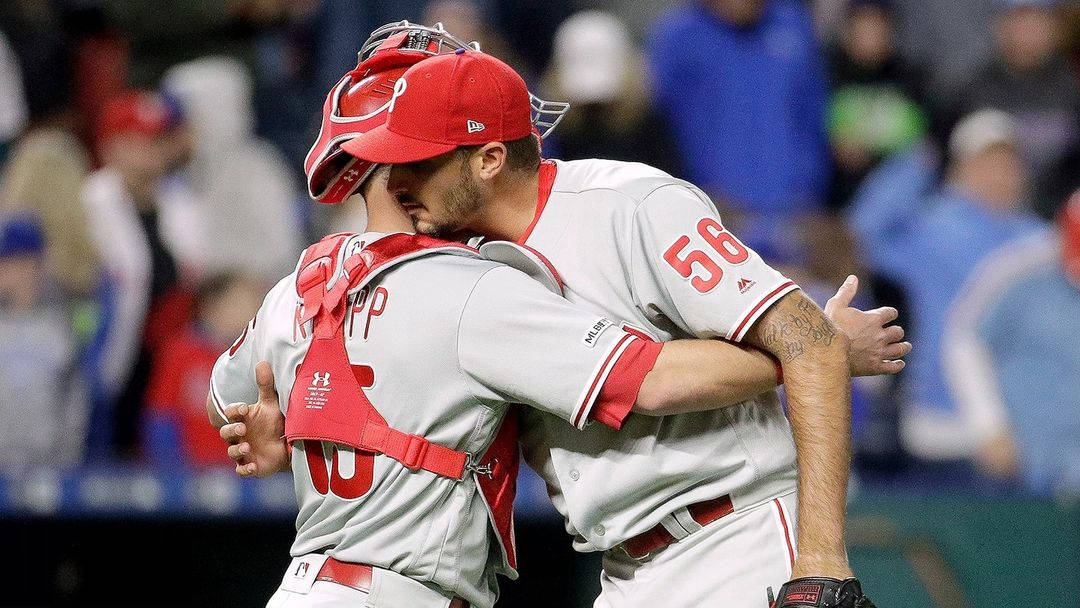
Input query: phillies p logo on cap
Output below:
<box><xmin>388</xmin><ymin>78</ymin><xmax>408</xmax><ymax>113</ymax></box>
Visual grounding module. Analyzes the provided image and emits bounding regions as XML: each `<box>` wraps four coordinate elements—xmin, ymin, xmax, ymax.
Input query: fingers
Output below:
<box><xmin>255</xmin><ymin>361</ymin><xmax>279</xmax><ymax>403</ymax></box>
<box><xmin>824</xmin><ymin>275</ymin><xmax>858</xmax><ymax>316</ymax></box>
<box><xmin>219</xmin><ymin>421</ymin><xmax>247</xmax><ymax>443</ymax></box>
<box><xmin>884</xmin><ymin>341</ymin><xmax>912</xmax><ymax>360</ymax></box>
<box><xmin>227</xmin><ymin>442</ymin><xmax>251</xmax><ymax>462</ymax></box>
<box><xmin>883</xmin><ymin>325</ymin><xmax>905</xmax><ymax>343</ymax></box>
<box><xmin>878</xmin><ymin>359</ymin><xmax>906</xmax><ymax>374</ymax></box>
<box><xmin>236</xmin><ymin>461</ymin><xmax>258</xmax><ymax>477</ymax></box>
<box><xmin>223</xmin><ymin>402</ymin><xmax>250</xmax><ymax>423</ymax></box>
<box><xmin>868</xmin><ymin>306</ymin><xmax>899</xmax><ymax>324</ymax></box>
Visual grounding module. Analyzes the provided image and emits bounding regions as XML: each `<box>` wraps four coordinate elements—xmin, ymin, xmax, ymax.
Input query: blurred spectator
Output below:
<box><xmin>888</xmin><ymin>0</ymin><xmax>996</xmax><ymax>106</ymax></box>
<box><xmin>143</xmin><ymin>272</ymin><xmax>263</xmax><ymax>469</ymax></box>
<box><xmin>161</xmin><ymin>56</ymin><xmax>302</xmax><ymax>283</ymax></box>
<box><xmin>850</xmin><ymin>110</ymin><xmax>1046</xmax><ymax>461</ymax></box>
<box><xmin>958</xmin><ymin>0</ymin><xmax>1079</xmax><ymax>217</ymax></box>
<box><xmin>102</xmin><ymin>0</ymin><xmax>289</xmax><ymax>87</ymax></box>
<box><xmin>0</xmin><ymin>212</ymin><xmax>86</xmax><ymax>472</ymax></box>
<box><xmin>543</xmin><ymin>11</ymin><xmax>682</xmax><ymax>176</ymax></box>
<box><xmin>646</xmin><ymin>0</ymin><xmax>829</xmax><ymax>219</ymax></box>
<box><xmin>313</xmin><ymin>0</ymin><xmax>429</xmax><ymax>94</ymax></box>
<box><xmin>0</xmin><ymin>2</ymin><xmax>75</xmax><ymax>132</ymax></box>
<box><xmin>943</xmin><ymin>196</ymin><xmax>1080</xmax><ymax>498</ymax></box>
<box><xmin>825</xmin><ymin>0</ymin><xmax>928</xmax><ymax>209</ymax></box>
<box><xmin>424</xmin><ymin>1</ymin><xmax>522</xmax><ymax>75</ymax></box>
<box><xmin>488</xmin><ymin>0</ymin><xmax>576</xmax><ymax>79</ymax></box>
<box><xmin>82</xmin><ymin>90</ymin><xmax>201</xmax><ymax>459</ymax></box>
<box><xmin>1</xmin><ymin>124</ymin><xmax>97</xmax><ymax>298</ymax></box>
<box><xmin>0</xmin><ymin>30</ymin><xmax>27</xmax><ymax>162</ymax></box>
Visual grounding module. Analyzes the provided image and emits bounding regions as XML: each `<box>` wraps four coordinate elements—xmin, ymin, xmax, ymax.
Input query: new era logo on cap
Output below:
<box><xmin>467</xmin><ymin>120</ymin><xmax>485</xmax><ymax>133</ymax></box>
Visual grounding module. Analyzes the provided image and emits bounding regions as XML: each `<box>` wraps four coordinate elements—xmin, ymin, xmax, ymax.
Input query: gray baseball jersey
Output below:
<box><xmin>518</xmin><ymin>159</ymin><xmax>800</xmax><ymax>552</ymax></box>
<box><xmin>210</xmin><ymin>232</ymin><xmax>658</xmax><ymax>608</ymax></box>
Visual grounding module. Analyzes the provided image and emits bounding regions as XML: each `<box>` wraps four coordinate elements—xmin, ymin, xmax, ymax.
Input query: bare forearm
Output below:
<box><xmin>634</xmin><ymin>339</ymin><xmax>780</xmax><ymax>415</ymax></box>
<box><xmin>746</xmin><ymin>291</ymin><xmax>853</xmax><ymax>573</ymax></box>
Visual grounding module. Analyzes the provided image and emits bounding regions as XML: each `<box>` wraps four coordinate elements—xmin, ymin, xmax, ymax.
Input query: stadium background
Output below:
<box><xmin>1</xmin><ymin>0</ymin><xmax>1078</xmax><ymax>606</ymax></box>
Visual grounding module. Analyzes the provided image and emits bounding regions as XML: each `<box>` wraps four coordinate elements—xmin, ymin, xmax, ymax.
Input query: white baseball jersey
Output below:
<box><xmin>209</xmin><ymin>232</ymin><xmax>658</xmax><ymax>608</ymax></box>
<box><xmin>517</xmin><ymin>159</ymin><xmax>800</xmax><ymax>552</ymax></box>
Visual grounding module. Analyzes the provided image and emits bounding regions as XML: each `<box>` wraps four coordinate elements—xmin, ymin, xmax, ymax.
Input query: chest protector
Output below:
<box><xmin>284</xmin><ymin>232</ymin><xmax>558</xmax><ymax>576</ymax></box>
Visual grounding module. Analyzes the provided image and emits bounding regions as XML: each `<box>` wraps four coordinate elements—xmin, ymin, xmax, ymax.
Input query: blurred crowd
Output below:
<box><xmin>1</xmin><ymin>0</ymin><xmax>1078</xmax><ymax>501</ymax></box>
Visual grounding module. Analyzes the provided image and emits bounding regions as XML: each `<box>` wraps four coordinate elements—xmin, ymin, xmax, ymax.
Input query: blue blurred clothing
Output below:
<box><xmin>849</xmin><ymin>149</ymin><xmax>1045</xmax><ymax>416</ymax></box>
<box><xmin>976</xmin><ymin>257</ymin><xmax>1080</xmax><ymax>495</ymax></box>
<box><xmin>645</xmin><ymin>0</ymin><xmax>829</xmax><ymax>215</ymax></box>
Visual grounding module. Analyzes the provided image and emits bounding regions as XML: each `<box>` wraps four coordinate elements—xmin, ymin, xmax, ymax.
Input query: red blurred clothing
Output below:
<box><xmin>146</xmin><ymin>327</ymin><xmax>232</xmax><ymax>468</ymax></box>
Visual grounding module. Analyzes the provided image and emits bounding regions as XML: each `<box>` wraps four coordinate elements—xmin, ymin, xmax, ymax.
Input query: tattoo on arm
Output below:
<box><xmin>759</xmin><ymin>298</ymin><xmax>837</xmax><ymax>363</ymax></box>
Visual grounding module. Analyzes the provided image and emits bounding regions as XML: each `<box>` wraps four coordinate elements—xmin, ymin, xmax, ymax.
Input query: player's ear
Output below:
<box><xmin>475</xmin><ymin>142</ymin><xmax>508</xmax><ymax>182</ymax></box>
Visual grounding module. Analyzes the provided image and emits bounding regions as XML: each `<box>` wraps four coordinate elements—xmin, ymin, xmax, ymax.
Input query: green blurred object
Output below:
<box><xmin>829</xmin><ymin>85</ymin><xmax>927</xmax><ymax>155</ymax></box>
<box><xmin>847</xmin><ymin>497</ymin><xmax>1080</xmax><ymax>608</ymax></box>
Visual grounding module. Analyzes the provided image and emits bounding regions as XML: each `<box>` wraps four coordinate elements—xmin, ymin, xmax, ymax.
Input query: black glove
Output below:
<box><xmin>773</xmin><ymin>577</ymin><xmax>875</xmax><ymax>608</ymax></box>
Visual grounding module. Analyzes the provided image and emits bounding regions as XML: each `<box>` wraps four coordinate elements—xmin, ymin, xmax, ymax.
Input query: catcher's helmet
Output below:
<box><xmin>304</xmin><ymin>20</ymin><xmax>570</xmax><ymax>204</ymax></box>
<box><xmin>304</xmin><ymin>22</ymin><xmax>479</xmax><ymax>204</ymax></box>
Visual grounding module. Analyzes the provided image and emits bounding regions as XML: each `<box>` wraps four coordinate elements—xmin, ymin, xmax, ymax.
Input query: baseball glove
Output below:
<box><xmin>773</xmin><ymin>577</ymin><xmax>876</xmax><ymax>608</ymax></box>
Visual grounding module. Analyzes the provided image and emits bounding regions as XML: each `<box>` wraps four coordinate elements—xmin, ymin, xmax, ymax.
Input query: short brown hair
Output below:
<box><xmin>457</xmin><ymin>133</ymin><xmax>541</xmax><ymax>173</ymax></box>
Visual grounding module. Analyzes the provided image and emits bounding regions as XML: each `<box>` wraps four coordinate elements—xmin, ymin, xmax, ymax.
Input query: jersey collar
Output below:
<box><xmin>517</xmin><ymin>159</ymin><xmax>557</xmax><ymax>245</ymax></box>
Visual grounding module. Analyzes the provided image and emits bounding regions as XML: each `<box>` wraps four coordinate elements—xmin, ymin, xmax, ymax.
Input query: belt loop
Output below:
<box><xmin>673</xmin><ymin>508</ymin><xmax>703</xmax><ymax>536</ymax></box>
<box><xmin>659</xmin><ymin>511</ymin><xmax>692</xmax><ymax>541</ymax></box>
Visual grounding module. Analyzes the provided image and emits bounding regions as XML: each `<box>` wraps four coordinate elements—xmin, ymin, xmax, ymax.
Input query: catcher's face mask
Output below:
<box><xmin>304</xmin><ymin>21</ymin><xmax>570</xmax><ymax>204</ymax></box>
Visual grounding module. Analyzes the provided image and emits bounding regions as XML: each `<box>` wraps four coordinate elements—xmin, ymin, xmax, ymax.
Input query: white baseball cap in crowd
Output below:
<box><xmin>948</xmin><ymin>108</ymin><xmax>1020</xmax><ymax>160</ymax></box>
<box><xmin>552</xmin><ymin>11</ymin><xmax>633</xmax><ymax>104</ymax></box>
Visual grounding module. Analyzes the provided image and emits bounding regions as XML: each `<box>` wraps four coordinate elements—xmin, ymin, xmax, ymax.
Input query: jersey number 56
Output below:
<box><xmin>662</xmin><ymin>218</ymin><xmax>749</xmax><ymax>293</ymax></box>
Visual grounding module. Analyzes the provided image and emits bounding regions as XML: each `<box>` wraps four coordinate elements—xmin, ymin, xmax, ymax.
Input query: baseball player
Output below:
<box><xmin>221</xmin><ymin>41</ymin><xmax>902</xmax><ymax>608</ymax></box>
<box><xmin>328</xmin><ymin>49</ymin><xmax>886</xmax><ymax>608</ymax></box>
<box><xmin>208</xmin><ymin>26</ymin><xmax>885</xmax><ymax>608</ymax></box>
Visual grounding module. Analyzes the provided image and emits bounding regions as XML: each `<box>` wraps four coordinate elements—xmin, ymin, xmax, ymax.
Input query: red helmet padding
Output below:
<box><xmin>304</xmin><ymin>42</ymin><xmax>430</xmax><ymax>204</ymax></box>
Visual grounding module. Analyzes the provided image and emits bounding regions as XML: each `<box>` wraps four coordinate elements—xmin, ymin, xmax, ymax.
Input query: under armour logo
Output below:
<box><xmin>342</xmin><ymin>168</ymin><xmax>360</xmax><ymax>182</ymax></box>
<box><xmin>388</xmin><ymin>77</ymin><xmax>408</xmax><ymax>113</ymax></box>
<box><xmin>467</xmin><ymin>120</ymin><xmax>485</xmax><ymax>133</ymax></box>
<box><xmin>312</xmin><ymin>372</ymin><xmax>331</xmax><ymax>387</ymax></box>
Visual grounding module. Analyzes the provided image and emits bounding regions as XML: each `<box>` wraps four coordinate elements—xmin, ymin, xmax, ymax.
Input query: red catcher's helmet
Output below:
<box><xmin>304</xmin><ymin>22</ymin><xmax>480</xmax><ymax>204</ymax></box>
<box><xmin>305</xmin><ymin>20</ymin><xmax>571</xmax><ymax>204</ymax></box>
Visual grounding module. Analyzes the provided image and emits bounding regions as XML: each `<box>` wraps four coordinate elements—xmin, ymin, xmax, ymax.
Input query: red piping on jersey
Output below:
<box><xmin>730</xmin><ymin>281</ymin><xmax>796</xmax><ymax>342</ymax></box>
<box><xmin>573</xmin><ymin>333</ymin><xmax>635</xmax><ymax>428</ymax></box>
<box><xmin>774</xmin><ymin>498</ymin><xmax>796</xmax><ymax>569</ymax></box>
<box><xmin>517</xmin><ymin>160</ymin><xmax>557</xmax><ymax>245</ymax></box>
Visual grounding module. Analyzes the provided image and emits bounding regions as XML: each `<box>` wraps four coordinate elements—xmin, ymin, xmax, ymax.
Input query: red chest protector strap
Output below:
<box><xmin>286</xmin><ymin>232</ymin><xmax>481</xmax><ymax>480</ymax></box>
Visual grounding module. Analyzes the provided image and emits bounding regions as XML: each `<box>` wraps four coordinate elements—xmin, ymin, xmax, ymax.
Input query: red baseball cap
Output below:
<box><xmin>341</xmin><ymin>49</ymin><xmax>533</xmax><ymax>164</ymax></box>
<box><xmin>97</xmin><ymin>90</ymin><xmax>181</xmax><ymax>142</ymax></box>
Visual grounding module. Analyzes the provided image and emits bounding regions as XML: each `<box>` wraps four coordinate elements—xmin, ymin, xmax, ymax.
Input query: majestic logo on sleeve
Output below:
<box><xmin>582</xmin><ymin>318</ymin><xmax>614</xmax><ymax>348</ymax></box>
<box><xmin>737</xmin><ymin>277</ymin><xmax>756</xmax><ymax>293</ymax></box>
